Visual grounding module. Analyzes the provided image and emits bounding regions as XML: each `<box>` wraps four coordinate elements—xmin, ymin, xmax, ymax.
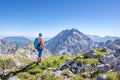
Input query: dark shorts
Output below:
<box><xmin>37</xmin><ymin>49</ymin><xmax>43</xmax><ymax>57</ymax></box>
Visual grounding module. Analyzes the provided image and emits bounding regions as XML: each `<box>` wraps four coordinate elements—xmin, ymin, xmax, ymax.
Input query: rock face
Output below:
<box><xmin>0</xmin><ymin>41</ymin><xmax>52</xmax><ymax>67</ymax></box>
<box><xmin>105</xmin><ymin>39</ymin><xmax>120</xmax><ymax>51</ymax></box>
<box><xmin>96</xmin><ymin>75</ymin><xmax>109</xmax><ymax>80</ymax></box>
<box><xmin>0</xmin><ymin>40</ymin><xmax>16</xmax><ymax>54</ymax></box>
<box><xmin>100</xmin><ymin>48</ymin><xmax>107</xmax><ymax>52</ymax></box>
<box><xmin>96</xmin><ymin>64</ymin><xmax>110</xmax><ymax>72</ymax></box>
<box><xmin>13</xmin><ymin>42</ymin><xmax>52</xmax><ymax>61</ymax></box>
<box><xmin>114</xmin><ymin>49</ymin><xmax>120</xmax><ymax>57</ymax></box>
<box><xmin>86</xmin><ymin>50</ymin><xmax>96</xmax><ymax>58</ymax></box>
<box><xmin>45</xmin><ymin>28</ymin><xmax>94</xmax><ymax>55</ymax></box>
<box><xmin>114</xmin><ymin>39</ymin><xmax>120</xmax><ymax>46</ymax></box>
<box><xmin>0</xmin><ymin>40</ymin><xmax>52</xmax><ymax>59</ymax></box>
<box><xmin>50</xmin><ymin>57</ymin><xmax>94</xmax><ymax>74</ymax></box>
<box><xmin>8</xmin><ymin>76</ymin><xmax>20</xmax><ymax>80</ymax></box>
<box><xmin>99</xmin><ymin>49</ymin><xmax>120</xmax><ymax>71</ymax></box>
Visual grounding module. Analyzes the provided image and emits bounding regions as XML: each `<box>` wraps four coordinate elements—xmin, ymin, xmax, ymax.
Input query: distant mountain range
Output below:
<box><xmin>87</xmin><ymin>34</ymin><xmax>120</xmax><ymax>42</ymax></box>
<box><xmin>0</xmin><ymin>28</ymin><xmax>120</xmax><ymax>55</ymax></box>
<box><xmin>45</xmin><ymin>28</ymin><xmax>94</xmax><ymax>55</ymax></box>
<box><xmin>2</xmin><ymin>36</ymin><xmax>31</xmax><ymax>48</ymax></box>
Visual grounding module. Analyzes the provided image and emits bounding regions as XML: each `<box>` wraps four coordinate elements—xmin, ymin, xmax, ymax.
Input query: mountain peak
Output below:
<box><xmin>70</xmin><ymin>28</ymin><xmax>79</xmax><ymax>32</ymax></box>
<box><xmin>45</xmin><ymin>28</ymin><xmax>93</xmax><ymax>55</ymax></box>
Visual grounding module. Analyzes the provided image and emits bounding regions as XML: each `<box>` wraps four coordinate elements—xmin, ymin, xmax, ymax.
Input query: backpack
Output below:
<box><xmin>34</xmin><ymin>37</ymin><xmax>44</xmax><ymax>50</ymax></box>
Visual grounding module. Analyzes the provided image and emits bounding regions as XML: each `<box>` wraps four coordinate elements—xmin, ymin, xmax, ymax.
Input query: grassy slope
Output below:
<box><xmin>1</xmin><ymin>48</ymin><xmax>119</xmax><ymax>80</ymax></box>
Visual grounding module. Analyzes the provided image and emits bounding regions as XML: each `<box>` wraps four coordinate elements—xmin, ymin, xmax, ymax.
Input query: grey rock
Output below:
<box><xmin>114</xmin><ymin>39</ymin><xmax>120</xmax><ymax>46</ymax></box>
<box><xmin>106</xmin><ymin>41</ymin><xmax>120</xmax><ymax>51</ymax></box>
<box><xmin>100</xmin><ymin>48</ymin><xmax>107</xmax><ymax>52</ymax></box>
<box><xmin>96</xmin><ymin>64</ymin><xmax>110</xmax><ymax>72</ymax></box>
<box><xmin>86</xmin><ymin>50</ymin><xmax>96</xmax><ymax>58</ymax></box>
<box><xmin>51</xmin><ymin>70</ymin><xmax>62</xmax><ymax>77</ymax></box>
<box><xmin>99</xmin><ymin>53</ymin><xmax>117</xmax><ymax>65</ymax></box>
<box><xmin>96</xmin><ymin>75</ymin><xmax>109</xmax><ymax>80</ymax></box>
<box><xmin>83</xmin><ymin>64</ymin><xmax>93</xmax><ymax>72</ymax></box>
<box><xmin>65</xmin><ymin>58</ymin><xmax>73</xmax><ymax>67</ymax></box>
<box><xmin>38</xmin><ymin>78</ymin><xmax>42</xmax><ymax>80</ymax></box>
<box><xmin>114</xmin><ymin>49</ymin><xmax>120</xmax><ymax>57</ymax></box>
<box><xmin>8</xmin><ymin>76</ymin><xmax>20</xmax><ymax>80</ymax></box>
<box><xmin>113</xmin><ymin>64</ymin><xmax>120</xmax><ymax>71</ymax></box>
<box><xmin>98</xmin><ymin>42</ymin><xmax>105</xmax><ymax>48</ymax></box>
<box><xmin>0</xmin><ymin>40</ymin><xmax>16</xmax><ymax>54</ymax></box>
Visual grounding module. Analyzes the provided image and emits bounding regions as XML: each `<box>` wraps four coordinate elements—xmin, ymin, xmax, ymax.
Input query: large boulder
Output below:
<box><xmin>96</xmin><ymin>74</ymin><xmax>109</xmax><ymax>80</ymax></box>
<box><xmin>83</xmin><ymin>64</ymin><xmax>94</xmax><ymax>72</ymax></box>
<box><xmin>65</xmin><ymin>58</ymin><xmax>73</xmax><ymax>67</ymax></box>
<box><xmin>114</xmin><ymin>49</ymin><xmax>120</xmax><ymax>57</ymax></box>
<box><xmin>50</xmin><ymin>70</ymin><xmax>62</xmax><ymax>77</ymax></box>
<box><xmin>114</xmin><ymin>39</ymin><xmax>120</xmax><ymax>46</ymax></box>
<box><xmin>8</xmin><ymin>76</ymin><xmax>20</xmax><ymax>80</ymax></box>
<box><xmin>99</xmin><ymin>53</ymin><xmax>117</xmax><ymax>64</ymax></box>
<box><xmin>86</xmin><ymin>50</ymin><xmax>96</xmax><ymax>58</ymax></box>
<box><xmin>100</xmin><ymin>48</ymin><xmax>107</xmax><ymax>52</ymax></box>
<box><xmin>113</xmin><ymin>64</ymin><xmax>120</xmax><ymax>71</ymax></box>
<box><xmin>96</xmin><ymin>64</ymin><xmax>110</xmax><ymax>72</ymax></box>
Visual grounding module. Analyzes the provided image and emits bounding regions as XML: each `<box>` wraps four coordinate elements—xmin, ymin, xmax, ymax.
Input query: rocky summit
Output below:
<box><xmin>45</xmin><ymin>28</ymin><xmax>94</xmax><ymax>55</ymax></box>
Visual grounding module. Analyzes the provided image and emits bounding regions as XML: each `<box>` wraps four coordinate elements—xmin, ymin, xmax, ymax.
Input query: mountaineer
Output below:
<box><xmin>34</xmin><ymin>33</ymin><xmax>44</xmax><ymax>65</ymax></box>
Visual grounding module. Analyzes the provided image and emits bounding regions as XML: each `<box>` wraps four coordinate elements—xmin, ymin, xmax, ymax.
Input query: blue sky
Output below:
<box><xmin>0</xmin><ymin>0</ymin><xmax>120</xmax><ymax>38</ymax></box>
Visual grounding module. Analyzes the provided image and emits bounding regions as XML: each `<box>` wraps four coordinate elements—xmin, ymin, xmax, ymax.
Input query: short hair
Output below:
<box><xmin>39</xmin><ymin>33</ymin><xmax>42</xmax><ymax>36</ymax></box>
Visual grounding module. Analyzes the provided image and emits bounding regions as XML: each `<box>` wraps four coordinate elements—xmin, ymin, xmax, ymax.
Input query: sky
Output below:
<box><xmin>0</xmin><ymin>0</ymin><xmax>120</xmax><ymax>38</ymax></box>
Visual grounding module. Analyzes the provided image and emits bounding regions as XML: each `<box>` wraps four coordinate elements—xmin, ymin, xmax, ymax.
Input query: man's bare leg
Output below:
<box><xmin>37</xmin><ymin>57</ymin><xmax>41</xmax><ymax>65</ymax></box>
<box><xmin>38</xmin><ymin>57</ymin><xmax>41</xmax><ymax>63</ymax></box>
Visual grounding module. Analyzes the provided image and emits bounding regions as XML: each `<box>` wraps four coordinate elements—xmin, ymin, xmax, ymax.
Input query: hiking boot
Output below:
<box><xmin>36</xmin><ymin>62</ymin><xmax>39</xmax><ymax>65</ymax></box>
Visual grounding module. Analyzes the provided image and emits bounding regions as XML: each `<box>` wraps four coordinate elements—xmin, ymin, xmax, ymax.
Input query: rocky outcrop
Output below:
<box><xmin>96</xmin><ymin>74</ymin><xmax>109</xmax><ymax>80</ymax></box>
<box><xmin>95</xmin><ymin>64</ymin><xmax>110</xmax><ymax>72</ymax></box>
<box><xmin>114</xmin><ymin>39</ymin><xmax>120</xmax><ymax>46</ymax></box>
<box><xmin>0</xmin><ymin>41</ymin><xmax>52</xmax><ymax>78</ymax></box>
<box><xmin>15</xmin><ymin>42</ymin><xmax>52</xmax><ymax>60</ymax></box>
<box><xmin>0</xmin><ymin>40</ymin><xmax>16</xmax><ymax>54</ymax></box>
<box><xmin>86</xmin><ymin>50</ymin><xmax>96</xmax><ymax>58</ymax></box>
<box><xmin>47</xmin><ymin>56</ymin><xmax>94</xmax><ymax>74</ymax></box>
<box><xmin>114</xmin><ymin>49</ymin><xmax>120</xmax><ymax>57</ymax></box>
<box><xmin>99</xmin><ymin>49</ymin><xmax>120</xmax><ymax>72</ymax></box>
<box><xmin>8</xmin><ymin>76</ymin><xmax>20</xmax><ymax>80</ymax></box>
<box><xmin>105</xmin><ymin>39</ymin><xmax>120</xmax><ymax>51</ymax></box>
<box><xmin>100</xmin><ymin>48</ymin><xmax>107</xmax><ymax>52</ymax></box>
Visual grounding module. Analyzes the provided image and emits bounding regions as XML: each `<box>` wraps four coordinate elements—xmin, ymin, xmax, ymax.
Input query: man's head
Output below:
<box><xmin>39</xmin><ymin>33</ymin><xmax>42</xmax><ymax>37</ymax></box>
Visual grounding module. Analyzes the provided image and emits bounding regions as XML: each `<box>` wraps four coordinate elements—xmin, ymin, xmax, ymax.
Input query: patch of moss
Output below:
<box><xmin>108</xmin><ymin>72</ymin><xmax>120</xmax><ymax>80</ymax></box>
<box><xmin>77</xmin><ymin>58</ymin><xmax>98</xmax><ymax>65</ymax></box>
<box><xmin>18</xmin><ymin>72</ymin><xmax>31</xmax><ymax>80</ymax></box>
<box><xmin>94</xmin><ymin>48</ymin><xmax>107</xmax><ymax>57</ymax></box>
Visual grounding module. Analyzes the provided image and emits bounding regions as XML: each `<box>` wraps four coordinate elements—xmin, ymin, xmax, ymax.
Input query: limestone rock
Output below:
<box><xmin>96</xmin><ymin>64</ymin><xmax>110</xmax><ymax>72</ymax></box>
<box><xmin>96</xmin><ymin>75</ymin><xmax>109</xmax><ymax>80</ymax></box>
<box><xmin>86</xmin><ymin>50</ymin><xmax>96</xmax><ymax>58</ymax></box>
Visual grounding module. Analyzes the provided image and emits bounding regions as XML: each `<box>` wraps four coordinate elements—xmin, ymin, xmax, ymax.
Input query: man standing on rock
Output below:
<box><xmin>34</xmin><ymin>33</ymin><xmax>44</xmax><ymax>65</ymax></box>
